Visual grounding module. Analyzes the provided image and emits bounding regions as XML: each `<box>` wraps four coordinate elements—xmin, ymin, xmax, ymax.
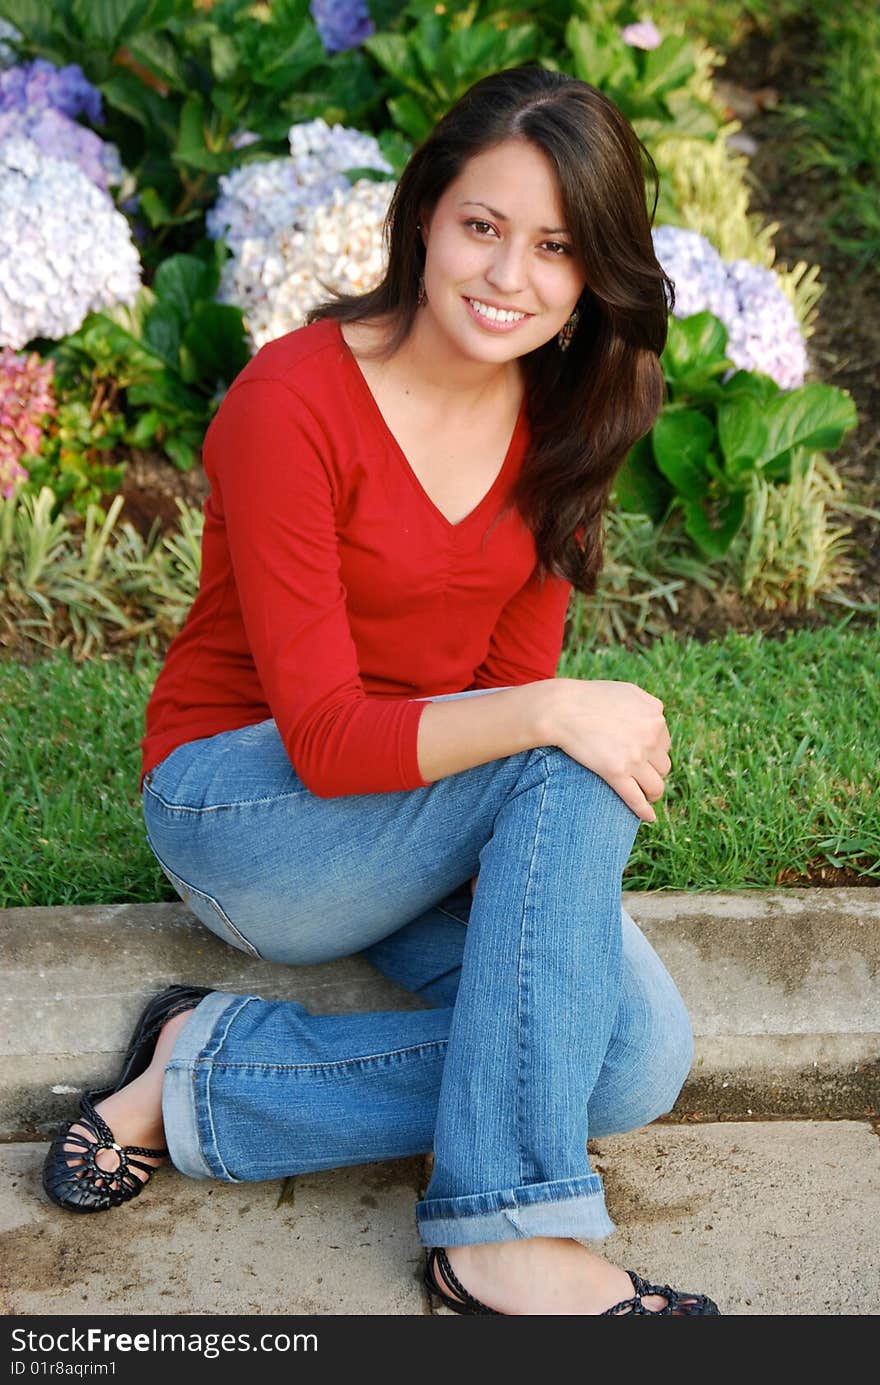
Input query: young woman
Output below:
<box><xmin>44</xmin><ymin>65</ymin><xmax>720</xmax><ymax>1316</ymax></box>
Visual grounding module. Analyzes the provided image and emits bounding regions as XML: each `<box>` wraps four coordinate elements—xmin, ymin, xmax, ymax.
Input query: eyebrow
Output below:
<box><xmin>459</xmin><ymin>200</ymin><xmax>570</xmax><ymax>236</ymax></box>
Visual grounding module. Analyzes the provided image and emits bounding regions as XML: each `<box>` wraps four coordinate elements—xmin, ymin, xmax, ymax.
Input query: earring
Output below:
<box><xmin>557</xmin><ymin>308</ymin><xmax>579</xmax><ymax>351</ymax></box>
<box><xmin>417</xmin><ymin>273</ymin><xmax>426</xmax><ymax>307</ymax></box>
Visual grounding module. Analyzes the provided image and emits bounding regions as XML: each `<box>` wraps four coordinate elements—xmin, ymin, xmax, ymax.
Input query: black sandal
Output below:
<box><xmin>42</xmin><ymin>984</ymin><xmax>212</xmax><ymax>1214</ymax></box>
<box><xmin>424</xmin><ymin>1247</ymin><xmax>721</xmax><ymax>1316</ymax></box>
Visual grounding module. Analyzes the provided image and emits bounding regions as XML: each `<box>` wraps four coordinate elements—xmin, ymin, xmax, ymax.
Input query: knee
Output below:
<box><xmin>590</xmin><ymin>976</ymin><xmax>694</xmax><ymax>1137</ymax></box>
<box><xmin>529</xmin><ymin>746</ymin><xmax>640</xmax><ymax>834</ymax></box>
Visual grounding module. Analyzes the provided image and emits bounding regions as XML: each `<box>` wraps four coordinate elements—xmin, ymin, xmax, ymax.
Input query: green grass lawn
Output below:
<box><xmin>1</xmin><ymin>617</ymin><xmax>878</xmax><ymax>908</ymax></box>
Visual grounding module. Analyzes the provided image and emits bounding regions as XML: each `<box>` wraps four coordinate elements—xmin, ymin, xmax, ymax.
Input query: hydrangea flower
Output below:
<box><xmin>652</xmin><ymin>225</ymin><xmax>808</xmax><ymax>390</ymax></box>
<box><xmin>621</xmin><ymin>20</ymin><xmax>662</xmax><ymax>50</ymax></box>
<box><xmin>0</xmin><ymin>138</ymin><xmax>141</xmax><ymax>350</ymax></box>
<box><xmin>218</xmin><ymin>177</ymin><xmax>393</xmax><ymax>350</ymax></box>
<box><xmin>0</xmin><ymin>57</ymin><xmax>103</xmax><ymax>123</ymax></box>
<box><xmin>0</xmin><ymin>106</ymin><xmax>122</xmax><ymax>190</ymax></box>
<box><xmin>0</xmin><ymin>346</ymin><xmax>55</xmax><ymax>498</ymax></box>
<box><xmin>0</xmin><ymin>58</ymin><xmax>122</xmax><ymax>191</ymax></box>
<box><xmin>207</xmin><ymin>117</ymin><xmax>391</xmax><ymax>251</ymax></box>
<box><xmin>310</xmin><ymin>0</ymin><xmax>375</xmax><ymax>55</ymax></box>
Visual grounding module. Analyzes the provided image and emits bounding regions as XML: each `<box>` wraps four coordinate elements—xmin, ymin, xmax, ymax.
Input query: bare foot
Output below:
<box><xmin>439</xmin><ymin>1238</ymin><xmax>694</xmax><ymax>1315</ymax></box>
<box><xmin>62</xmin><ymin>1009</ymin><xmax>194</xmax><ymax>1194</ymax></box>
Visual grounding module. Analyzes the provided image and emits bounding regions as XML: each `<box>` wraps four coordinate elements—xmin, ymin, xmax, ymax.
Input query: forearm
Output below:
<box><xmin>415</xmin><ymin>680</ymin><xmax>556</xmax><ymax>784</ymax></box>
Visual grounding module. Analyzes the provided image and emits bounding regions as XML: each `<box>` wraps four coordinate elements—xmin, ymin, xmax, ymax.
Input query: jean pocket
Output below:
<box><xmin>152</xmin><ymin>854</ymin><xmax>262</xmax><ymax>960</ymax></box>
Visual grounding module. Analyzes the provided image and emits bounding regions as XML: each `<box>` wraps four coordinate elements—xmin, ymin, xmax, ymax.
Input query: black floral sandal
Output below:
<box><xmin>424</xmin><ymin>1247</ymin><xmax>721</xmax><ymax>1316</ymax></box>
<box><xmin>42</xmin><ymin>984</ymin><xmax>212</xmax><ymax>1214</ymax></box>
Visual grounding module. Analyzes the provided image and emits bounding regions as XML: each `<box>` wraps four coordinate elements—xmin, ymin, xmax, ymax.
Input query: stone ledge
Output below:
<box><xmin>2</xmin><ymin>888</ymin><xmax>878</xmax><ymax>1134</ymax></box>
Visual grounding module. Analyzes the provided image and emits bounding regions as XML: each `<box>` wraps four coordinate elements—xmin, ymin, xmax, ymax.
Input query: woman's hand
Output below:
<box><xmin>541</xmin><ymin>677</ymin><xmax>671</xmax><ymax>823</ymax></box>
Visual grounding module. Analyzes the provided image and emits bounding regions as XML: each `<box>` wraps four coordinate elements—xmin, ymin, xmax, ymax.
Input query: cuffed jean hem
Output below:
<box><xmin>161</xmin><ymin>990</ymin><xmax>253</xmax><ymax>1181</ymax></box>
<box><xmin>416</xmin><ymin>1176</ymin><xmax>616</xmax><ymax>1247</ymax></box>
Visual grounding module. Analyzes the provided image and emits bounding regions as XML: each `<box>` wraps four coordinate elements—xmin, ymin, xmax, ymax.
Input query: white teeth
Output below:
<box><xmin>468</xmin><ymin>298</ymin><xmax>526</xmax><ymax>324</ymax></box>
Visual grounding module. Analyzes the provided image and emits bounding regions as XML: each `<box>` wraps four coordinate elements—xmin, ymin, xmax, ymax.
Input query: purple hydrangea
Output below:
<box><xmin>0</xmin><ymin>106</ymin><xmax>122</xmax><ymax>190</ymax></box>
<box><xmin>0</xmin><ymin>57</ymin><xmax>102</xmax><ymax>123</ymax></box>
<box><xmin>310</xmin><ymin>0</ymin><xmax>375</xmax><ymax>55</ymax></box>
<box><xmin>652</xmin><ymin>225</ymin><xmax>808</xmax><ymax>390</ymax></box>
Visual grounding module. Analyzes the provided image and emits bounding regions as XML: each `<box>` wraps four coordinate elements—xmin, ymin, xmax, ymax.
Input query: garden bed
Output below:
<box><xmin>79</xmin><ymin>10</ymin><xmax>879</xmax><ymax>651</ymax></box>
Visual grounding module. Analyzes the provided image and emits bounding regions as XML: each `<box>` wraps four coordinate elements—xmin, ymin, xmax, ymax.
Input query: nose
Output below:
<box><xmin>485</xmin><ymin>239</ymin><xmax>528</xmax><ymax>296</ymax></box>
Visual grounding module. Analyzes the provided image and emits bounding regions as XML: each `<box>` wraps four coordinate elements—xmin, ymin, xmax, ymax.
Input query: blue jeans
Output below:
<box><xmin>141</xmin><ymin>689</ymin><xmax>693</xmax><ymax>1247</ymax></box>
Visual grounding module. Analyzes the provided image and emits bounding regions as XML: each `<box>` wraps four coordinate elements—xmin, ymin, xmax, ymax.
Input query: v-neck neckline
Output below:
<box><xmin>335</xmin><ymin>318</ymin><xmax>527</xmax><ymax>534</ymax></box>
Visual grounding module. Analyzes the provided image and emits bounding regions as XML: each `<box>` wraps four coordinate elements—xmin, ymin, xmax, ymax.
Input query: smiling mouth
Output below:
<box><xmin>464</xmin><ymin>296</ymin><xmax>533</xmax><ymax>325</ymax></box>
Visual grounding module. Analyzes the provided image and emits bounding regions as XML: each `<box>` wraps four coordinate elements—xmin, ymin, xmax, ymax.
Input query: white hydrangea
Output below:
<box><xmin>0</xmin><ymin>138</ymin><xmax>141</xmax><ymax>349</ymax></box>
<box><xmin>207</xmin><ymin>117</ymin><xmax>392</xmax><ymax>252</ymax></box>
<box><xmin>218</xmin><ymin>177</ymin><xmax>393</xmax><ymax>350</ymax></box>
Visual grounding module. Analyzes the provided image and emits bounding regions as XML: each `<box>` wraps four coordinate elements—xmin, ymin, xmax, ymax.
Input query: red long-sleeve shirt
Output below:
<box><xmin>140</xmin><ymin>317</ymin><xmax>572</xmax><ymax>798</ymax></box>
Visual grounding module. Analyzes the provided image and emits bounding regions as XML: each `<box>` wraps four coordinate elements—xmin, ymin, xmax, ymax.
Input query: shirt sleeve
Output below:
<box><xmin>203</xmin><ymin>376</ymin><xmax>429</xmax><ymax>799</ymax></box>
<box><xmin>467</xmin><ymin>561</ymin><xmax>572</xmax><ymax>689</ymax></box>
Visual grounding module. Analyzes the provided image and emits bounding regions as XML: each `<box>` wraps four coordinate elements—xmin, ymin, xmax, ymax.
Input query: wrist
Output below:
<box><xmin>529</xmin><ymin>678</ymin><xmax>561</xmax><ymax>749</ymax></box>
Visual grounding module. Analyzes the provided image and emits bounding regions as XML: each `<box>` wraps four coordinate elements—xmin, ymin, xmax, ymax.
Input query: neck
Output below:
<box><xmin>393</xmin><ymin>306</ymin><xmax>523</xmax><ymax>414</ymax></box>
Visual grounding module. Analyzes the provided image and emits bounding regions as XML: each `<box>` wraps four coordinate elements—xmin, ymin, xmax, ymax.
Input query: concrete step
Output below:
<box><xmin>2</xmin><ymin>888</ymin><xmax>878</xmax><ymax>1137</ymax></box>
<box><xmin>3</xmin><ymin>1121</ymin><xmax>878</xmax><ymax>1315</ymax></box>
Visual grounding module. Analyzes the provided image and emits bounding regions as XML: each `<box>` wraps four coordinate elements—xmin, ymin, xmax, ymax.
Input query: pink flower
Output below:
<box><xmin>0</xmin><ymin>347</ymin><xmax>55</xmax><ymax>497</ymax></box>
<box><xmin>621</xmin><ymin>20</ymin><xmax>662</xmax><ymax>50</ymax></box>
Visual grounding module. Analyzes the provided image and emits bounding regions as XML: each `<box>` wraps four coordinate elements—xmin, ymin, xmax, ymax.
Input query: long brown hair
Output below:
<box><xmin>305</xmin><ymin>64</ymin><xmax>674</xmax><ymax>594</ymax></box>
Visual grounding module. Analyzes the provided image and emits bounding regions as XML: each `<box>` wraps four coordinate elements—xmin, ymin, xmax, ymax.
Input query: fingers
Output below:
<box><xmin>614</xmin><ymin>775</ymin><xmax>658</xmax><ymax>823</ymax></box>
<box><xmin>617</xmin><ymin>744</ymin><xmax>670</xmax><ymax>824</ymax></box>
<box><xmin>639</xmin><ymin>762</ymin><xmax>667</xmax><ymax>804</ymax></box>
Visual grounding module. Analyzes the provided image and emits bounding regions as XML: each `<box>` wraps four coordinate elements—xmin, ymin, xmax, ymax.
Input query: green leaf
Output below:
<box><xmin>377</xmin><ymin>128</ymin><xmax>413</xmax><ymax>176</ymax></box>
<box><xmin>651</xmin><ymin>409</ymin><xmax>715</xmax><ymax>500</ymax></box>
<box><xmin>363</xmin><ymin>32</ymin><xmax>427</xmax><ymax>92</ymax></box>
<box><xmin>342</xmin><ymin>166</ymin><xmax>395</xmax><ymax>185</ymax></box>
<box><xmin>0</xmin><ymin>0</ymin><xmax>56</xmax><ymax>43</ymax></box>
<box><xmin>210</xmin><ymin>31</ymin><xmax>240</xmax><ymax>84</ymax></box>
<box><xmin>99</xmin><ymin>70</ymin><xmax>174</xmax><ymax>137</ymax></box>
<box><xmin>682</xmin><ymin>490</ymin><xmax>746</xmax><ymax>557</ymax></box>
<box><xmin>128</xmin><ymin>408</ymin><xmax>162</xmax><ymax>445</ymax></box>
<box><xmin>565</xmin><ymin>18</ymin><xmax>613</xmax><ymax>84</ymax></box>
<box><xmin>137</xmin><ymin>185</ymin><xmax>174</xmax><ymax>229</ymax></box>
<box><xmin>387</xmin><ymin>92</ymin><xmax>433</xmax><ymax>143</ymax></box>
<box><xmin>613</xmin><ymin>435</ymin><xmax>670</xmax><ymax>521</ymax></box>
<box><xmin>71</xmin><ymin>0</ymin><xmax>151</xmax><ymax>48</ymax></box>
<box><xmin>142</xmin><ymin>301</ymin><xmax>182</xmax><ymax>370</ymax></box>
<box><xmin>182</xmin><ymin>304</ymin><xmax>249</xmax><ymax>386</ymax></box>
<box><xmin>640</xmin><ymin>35</ymin><xmax>695</xmax><ymax>99</ymax></box>
<box><xmin>716</xmin><ymin>370</ymin><xmax>779</xmax><ymax>406</ymax></box>
<box><xmin>126</xmin><ymin>31</ymin><xmax>189</xmax><ymax>90</ymax></box>
<box><xmin>761</xmin><ymin>383</ymin><xmax>858</xmax><ymax>467</ymax></box>
<box><xmin>662</xmin><ymin>312</ymin><xmax>731</xmax><ymax>381</ymax></box>
<box><xmin>152</xmin><ymin>254</ymin><xmax>211</xmax><ymax>323</ymax></box>
<box><xmin>163</xmin><ymin>435</ymin><xmax>197</xmax><ymax>471</ymax></box>
<box><xmin>173</xmin><ymin>93</ymin><xmax>228</xmax><ymax>174</ymax></box>
<box><xmin>716</xmin><ymin>398</ymin><xmax>769</xmax><ymax>481</ymax></box>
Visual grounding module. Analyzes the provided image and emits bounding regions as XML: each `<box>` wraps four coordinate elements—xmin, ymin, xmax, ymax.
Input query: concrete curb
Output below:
<box><xmin>2</xmin><ymin>888</ymin><xmax>878</xmax><ymax>1137</ymax></box>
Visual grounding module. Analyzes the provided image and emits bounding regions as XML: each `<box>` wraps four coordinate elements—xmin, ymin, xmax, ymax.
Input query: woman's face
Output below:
<box><xmin>419</xmin><ymin>138</ymin><xmax>587</xmax><ymax>363</ymax></box>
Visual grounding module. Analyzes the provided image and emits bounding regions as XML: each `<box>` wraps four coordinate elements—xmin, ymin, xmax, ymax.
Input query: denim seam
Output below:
<box><xmin>517</xmin><ymin>757</ymin><xmax>548</xmax><ymax>1189</ymax></box>
<box><xmin>144</xmin><ymin>829</ymin><xmax>262</xmax><ymax>959</ymax></box>
<box><xmin>143</xmin><ymin>783</ymin><xmax>310</xmax><ymax>814</ymax></box>
<box><xmin>170</xmin><ymin>1037</ymin><xmax>450</xmax><ymax>1074</ymax></box>
<box><xmin>435</xmin><ymin>905</ymin><xmax>469</xmax><ymax>925</ymax></box>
